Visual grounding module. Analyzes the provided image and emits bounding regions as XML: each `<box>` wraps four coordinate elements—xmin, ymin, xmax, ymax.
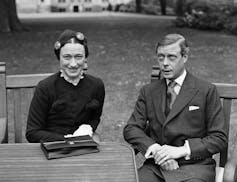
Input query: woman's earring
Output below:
<box><xmin>83</xmin><ymin>60</ymin><xmax>88</xmax><ymax>71</ymax></box>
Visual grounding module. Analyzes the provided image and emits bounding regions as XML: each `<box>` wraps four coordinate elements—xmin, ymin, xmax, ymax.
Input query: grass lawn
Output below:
<box><xmin>0</xmin><ymin>13</ymin><xmax>236</xmax><ymax>154</ymax></box>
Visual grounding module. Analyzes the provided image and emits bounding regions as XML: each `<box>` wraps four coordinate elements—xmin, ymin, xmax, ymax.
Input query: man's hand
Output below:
<box><xmin>153</xmin><ymin>145</ymin><xmax>187</xmax><ymax>165</ymax></box>
<box><xmin>145</xmin><ymin>143</ymin><xmax>161</xmax><ymax>159</ymax></box>
<box><xmin>160</xmin><ymin>159</ymin><xmax>179</xmax><ymax>171</ymax></box>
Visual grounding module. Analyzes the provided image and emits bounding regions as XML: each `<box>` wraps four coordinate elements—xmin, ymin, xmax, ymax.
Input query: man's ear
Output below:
<box><xmin>183</xmin><ymin>54</ymin><xmax>188</xmax><ymax>64</ymax></box>
<box><xmin>183</xmin><ymin>47</ymin><xmax>190</xmax><ymax>64</ymax></box>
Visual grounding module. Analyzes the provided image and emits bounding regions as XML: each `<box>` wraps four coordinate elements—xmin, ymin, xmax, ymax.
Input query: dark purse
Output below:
<box><xmin>40</xmin><ymin>135</ymin><xmax>99</xmax><ymax>160</ymax></box>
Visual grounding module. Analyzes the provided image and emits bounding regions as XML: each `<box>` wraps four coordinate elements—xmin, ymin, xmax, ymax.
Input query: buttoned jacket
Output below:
<box><xmin>124</xmin><ymin>72</ymin><xmax>227</xmax><ymax>181</ymax></box>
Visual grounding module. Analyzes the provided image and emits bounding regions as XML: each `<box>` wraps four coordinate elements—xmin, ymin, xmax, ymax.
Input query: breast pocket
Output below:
<box><xmin>186</xmin><ymin>106</ymin><xmax>205</xmax><ymax>127</ymax></box>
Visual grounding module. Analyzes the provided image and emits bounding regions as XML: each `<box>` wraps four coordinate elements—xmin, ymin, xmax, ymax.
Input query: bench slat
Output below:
<box><xmin>6</xmin><ymin>73</ymin><xmax>52</xmax><ymax>88</ymax></box>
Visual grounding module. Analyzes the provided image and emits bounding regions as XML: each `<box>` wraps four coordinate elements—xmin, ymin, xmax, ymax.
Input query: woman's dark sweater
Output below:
<box><xmin>26</xmin><ymin>72</ymin><xmax>105</xmax><ymax>142</ymax></box>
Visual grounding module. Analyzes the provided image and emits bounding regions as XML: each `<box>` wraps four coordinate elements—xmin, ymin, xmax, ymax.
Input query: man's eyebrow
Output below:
<box><xmin>157</xmin><ymin>53</ymin><xmax>178</xmax><ymax>55</ymax></box>
<box><xmin>167</xmin><ymin>53</ymin><xmax>178</xmax><ymax>55</ymax></box>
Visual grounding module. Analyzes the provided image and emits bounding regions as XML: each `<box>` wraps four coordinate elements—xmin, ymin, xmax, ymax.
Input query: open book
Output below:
<box><xmin>40</xmin><ymin>135</ymin><xmax>99</xmax><ymax>160</ymax></box>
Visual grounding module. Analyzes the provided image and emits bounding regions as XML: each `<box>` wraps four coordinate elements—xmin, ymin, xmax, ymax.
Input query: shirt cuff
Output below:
<box><xmin>184</xmin><ymin>140</ymin><xmax>191</xmax><ymax>160</ymax></box>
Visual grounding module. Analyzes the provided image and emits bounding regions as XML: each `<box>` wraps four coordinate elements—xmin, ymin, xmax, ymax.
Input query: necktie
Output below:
<box><xmin>166</xmin><ymin>81</ymin><xmax>177</xmax><ymax>115</ymax></box>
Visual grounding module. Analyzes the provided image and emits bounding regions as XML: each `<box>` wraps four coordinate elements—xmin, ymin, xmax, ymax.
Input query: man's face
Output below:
<box><xmin>60</xmin><ymin>43</ymin><xmax>86</xmax><ymax>79</ymax></box>
<box><xmin>157</xmin><ymin>42</ymin><xmax>188</xmax><ymax>80</ymax></box>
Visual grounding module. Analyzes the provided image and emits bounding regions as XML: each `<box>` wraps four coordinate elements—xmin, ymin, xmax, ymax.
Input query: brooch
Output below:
<box><xmin>54</xmin><ymin>41</ymin><xmax>61</xmax><ymax>50</ymax></box>
<box><xmin>76</xmin><ymin>32</ymin><xmax>85</xmax><ymax>40</ymax></box>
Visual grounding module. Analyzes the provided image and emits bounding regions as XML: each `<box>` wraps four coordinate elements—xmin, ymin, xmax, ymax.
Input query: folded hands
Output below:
<box><xmin>145</xmin><ymin>143</ymin><xmax>189</xmax><ymax>171</ymax></box>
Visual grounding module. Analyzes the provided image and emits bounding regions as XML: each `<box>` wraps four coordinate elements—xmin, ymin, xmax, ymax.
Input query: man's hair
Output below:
<box><xmin>155</xmin><ymin>34</ymin><xmax>189</xmax><ymax>56</ymax></box>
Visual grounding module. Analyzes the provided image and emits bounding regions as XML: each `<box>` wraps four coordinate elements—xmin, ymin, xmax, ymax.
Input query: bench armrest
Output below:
<box><xmin>223</xmin><ymin>162</ymin><xmax>237</xmax><ymax>182</ymax></box>
<box><xmin>223</xmin><ymin>139</ymin><xmax>237</xmax><ymax>182</ymax></box>
<box><xmin>0</xmin><ymin>117</ymin><xmax>7</xmax><ymax>143</ymax></box>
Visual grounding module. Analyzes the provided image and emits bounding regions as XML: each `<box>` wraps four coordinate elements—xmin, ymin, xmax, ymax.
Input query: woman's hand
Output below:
<box><xmin>73</xmin><ymin>124</ymin><xmax>93</xmax><ymax>137</ymax></box>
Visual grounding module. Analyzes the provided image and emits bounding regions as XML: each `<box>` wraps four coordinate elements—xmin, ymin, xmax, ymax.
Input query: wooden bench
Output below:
<box><xmin>151</xmin><ymin>65</ymin><xmax>237</xmax><ymax>182</ymax></box>
<box><xmin>0</xmin><ymin>61</ymin><xmax>139</xmax><ymax>181</ymax></box>
<box><xmin>0</xmin><ymin>61</ymin><xmax>236</xmax><ymax>181</ymax></box>
<box><xmin>0</xmin><ymin>62</ymin><xmax>52</xmax><ymax>143</ymax></box>
<box><xmin>0</xmin><ymin>60</ymin><xmax>89</xmax><ymax>143</ymax></box>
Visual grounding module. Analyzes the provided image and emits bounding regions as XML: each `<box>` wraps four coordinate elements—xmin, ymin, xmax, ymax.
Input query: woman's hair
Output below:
<box><xmin>54</xmin><ymin>29</ymin><xmax>89</xmax><ymax>60</ymax></box>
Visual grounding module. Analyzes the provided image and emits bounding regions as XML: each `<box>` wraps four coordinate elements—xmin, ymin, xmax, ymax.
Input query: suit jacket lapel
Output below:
<box><xmin>151</xmin><ymin>79</ymin><xmax>167</xmax><ymax>124</ymax></box>
<box><xmin>164</xmin><ymin>72</ymin><xmax>198</xmax><ymax>125</ymax></box>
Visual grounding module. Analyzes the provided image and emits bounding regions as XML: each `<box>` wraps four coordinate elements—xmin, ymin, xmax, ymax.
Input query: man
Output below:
<box><xmin>123</xmin><ymin>34</ymin><xmax>227</xmax><ymax>182</ymax></box>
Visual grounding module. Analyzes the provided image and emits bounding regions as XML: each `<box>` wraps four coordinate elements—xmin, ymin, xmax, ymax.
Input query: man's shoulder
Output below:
<box><xmin>188</xmin><ymin>72</ymin><xmax>216</xmax><ymax>91</ymax></box>
<box><xmin>141</xmin><ymin>79</ymin><xmax>164</xmax><ymax>92</ymax></box>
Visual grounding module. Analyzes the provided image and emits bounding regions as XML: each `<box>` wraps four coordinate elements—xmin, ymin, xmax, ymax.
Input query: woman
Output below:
<box><xmin>26</xmin><ymin>29</ymin><xmax>105</xmax><ymax>142</ymax></box>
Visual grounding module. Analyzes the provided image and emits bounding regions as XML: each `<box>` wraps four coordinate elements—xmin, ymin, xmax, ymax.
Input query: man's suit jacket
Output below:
<box><xmin>123</xmin><ymin>72</ymin><xmax>227</xmax><ymax>182</ymax></box>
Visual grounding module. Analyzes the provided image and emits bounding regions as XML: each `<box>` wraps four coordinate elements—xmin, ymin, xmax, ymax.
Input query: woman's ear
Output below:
<box><xmin>83</xmin><ymin>59</ymin><xmax>88</xmax><ymax>70</ymax></box>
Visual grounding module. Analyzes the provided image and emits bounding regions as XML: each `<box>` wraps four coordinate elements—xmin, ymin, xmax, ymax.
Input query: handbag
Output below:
<box><xmin>40</xmin><ymin>135</ymin><xmax>99</xmax><ymax>160</ymax></box>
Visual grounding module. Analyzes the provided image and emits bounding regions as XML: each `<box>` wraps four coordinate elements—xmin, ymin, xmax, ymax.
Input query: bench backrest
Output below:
<box><xmin>0</xmin><ymin>62</ymin><xmax>52</xmax><ymax>143</ymax></box>
<box><xmin>151</xmin><ymin>65</ymin><xmax>237</xmax><ymax>167</ymax></box>
<box><xmin>0</xmin><ymin>61</ymin><xmax>89</xmax><ymax>143</ymax></box>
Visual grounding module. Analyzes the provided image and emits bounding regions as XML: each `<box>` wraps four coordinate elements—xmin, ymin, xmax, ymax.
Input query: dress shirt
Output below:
<box><xmin>166</xmin><ymin>69</ymin><xmax>187</xmax><ymax>95</ymax></box>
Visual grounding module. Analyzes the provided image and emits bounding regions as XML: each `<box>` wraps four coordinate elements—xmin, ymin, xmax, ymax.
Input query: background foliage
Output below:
<box><xmin>174</xmin><ymin>1</ymin><xmax>237</xmax><ymax>34</ymax></box>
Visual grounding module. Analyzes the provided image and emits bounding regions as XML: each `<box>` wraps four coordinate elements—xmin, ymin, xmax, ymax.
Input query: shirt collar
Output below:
<box><xmin>60</xmin><ymin>69</ymin><xmax>84</xmax><ymax>86</ymax></box>
<box><xmin>166</xmin><ymin>69</ymin><xmax>187</xmax><ymax>87</ymax></box>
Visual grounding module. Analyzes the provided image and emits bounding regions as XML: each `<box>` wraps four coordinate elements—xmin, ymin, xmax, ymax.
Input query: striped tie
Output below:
<box><xmin>166</xmin><ymin>81</ymin><xmax>177</xmax><ymax>114</ymax></box>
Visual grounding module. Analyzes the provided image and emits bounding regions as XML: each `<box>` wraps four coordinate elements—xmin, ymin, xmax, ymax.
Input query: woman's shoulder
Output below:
<box><xmin>36</xmin><ymin>72</ymin><xmax>60</xmax><ymax>89</ymax></box>
<box><xmin>84</xmin><ymin>73</ymin><xmax>104</xmax><ymax>86</ymax></box>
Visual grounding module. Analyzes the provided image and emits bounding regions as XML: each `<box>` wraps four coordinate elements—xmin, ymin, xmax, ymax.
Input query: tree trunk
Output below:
<box><xmin>159</xmin><ymin>0</ymin><xmax>167</xmax><ymax>15</ymax></box>
<box><xmin>0</xmin><ymin>0</ymin><xmax>10</xmax><ymax>32</ymax></box>
<box><xmin>136</xmin><ymin>0</ymin><xmax>142</xmax><ymax>13</ymax></box>
<box><xmin>175</xmin><ymin>0</ymin><xmax>186</xmax><ymax>17</ymax></box>
<box><xmin>0</xmin><ymin>0</ymin><xmax>24</xmax><ymax>32</ymax></box>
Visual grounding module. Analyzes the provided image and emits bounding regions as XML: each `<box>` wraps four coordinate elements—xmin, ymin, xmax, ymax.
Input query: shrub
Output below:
<box><xmin>225</xmin><ymin>18</ymin><xmax>237</xmax><ymax>35</ymax></box>
<box><xmin>118</xmin><ymin>4</ymin><xmax>135</xmax><ymax>12</ymax></box>
<box><xmin>141</xmin><ymin>4</ymin><xmax>160</xmax><ymax>15</ymax></box>
<box><xmin>114</xmin><ymin>4</ymin><xmax>122</xmax><ymax>12</ymax></box>
<box><xmin>227</xmin><ymin>6</ymin><xmax>237</xmax><ymax>16</ymax></box>
<box><xmin>175</xmin><ymin>11</ymin><xmax>228</xmax><ymax>30</ymax></box>
<box><xmin>118</xmin><ymin>2</ymin><xmax>136</xmax><ymax>13</ymax></box>
<box><xmin>174</xmin><ymin>2</ymin><xmax>237</xmax><ymax>35</ymax></box>
<box><xmin>174</xmin><ymin>16</ymin><xmax>190</xmax><ymax>27</ymax></box>
<box><xmin>195</xmin><ymin>12</ymin><xmax>228</xmax><ymax>30</ymax></box>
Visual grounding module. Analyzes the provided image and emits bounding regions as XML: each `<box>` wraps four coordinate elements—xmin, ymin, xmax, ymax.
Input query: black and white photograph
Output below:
<box><xmin>0</xmin><ymin>0</ymin><xmax>237</xmax><ymax>181</ymax></box>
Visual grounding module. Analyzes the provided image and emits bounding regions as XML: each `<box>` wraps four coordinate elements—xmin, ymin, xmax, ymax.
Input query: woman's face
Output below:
<box><xmin>60</xmin><ymin>43</ymin><xmax>86</xmax><ymax>79</ymax></box>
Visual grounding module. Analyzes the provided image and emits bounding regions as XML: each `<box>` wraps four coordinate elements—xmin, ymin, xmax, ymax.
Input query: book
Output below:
<box><xmin>40</xmin><ymin>135</ymin><xmax>99</xmax><ymax>160</ymax></box>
